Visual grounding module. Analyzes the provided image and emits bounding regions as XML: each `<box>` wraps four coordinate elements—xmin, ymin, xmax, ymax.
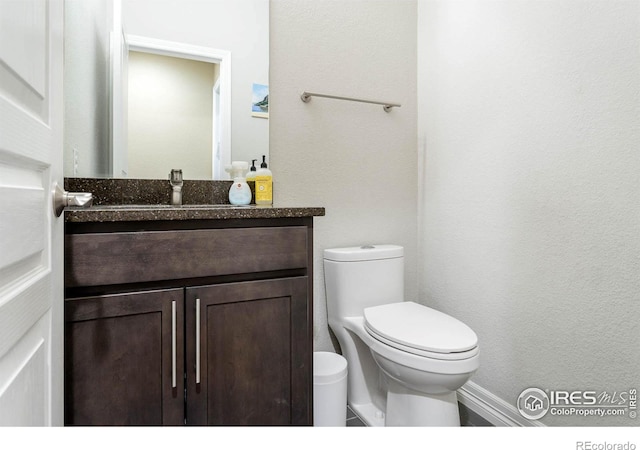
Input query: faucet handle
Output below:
<box><xmin>170</xmin><ymin>169</ymin><xmax>183</xmax><ymax>186</ymax></box>
<box><xmin>169</xmin><ymin>170</ymin><xmax>183</xmax><ymax>206</ymax></box>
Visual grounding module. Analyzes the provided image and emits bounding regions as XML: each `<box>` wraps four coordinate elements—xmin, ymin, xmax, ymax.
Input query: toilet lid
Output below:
<box><xmin>364</xmin><ymin>302</ymin><xmax>478</xmax><ymax>354</ymax></box>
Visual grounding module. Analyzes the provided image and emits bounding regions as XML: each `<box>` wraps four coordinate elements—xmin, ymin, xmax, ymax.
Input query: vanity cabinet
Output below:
<box><xmin>64</xmin><ymin>289</ymin><xmax>185</xmax><ymax>425</ymax></box>
<box><xmin>64</xmin><ymin>218</ymin><xmax>314</xmax><ymax>426</ymax></box>
<box><xmin>185</xmin><ymin>277</ymin><xmax>309</xmax><ymax>425</ymax></box>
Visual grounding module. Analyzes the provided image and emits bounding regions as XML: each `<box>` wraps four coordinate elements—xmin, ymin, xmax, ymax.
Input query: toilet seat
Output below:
<box><xmin>364</xmin><ymin>302</ymin><xmax>478</xmax><ymax>361</ymax></box>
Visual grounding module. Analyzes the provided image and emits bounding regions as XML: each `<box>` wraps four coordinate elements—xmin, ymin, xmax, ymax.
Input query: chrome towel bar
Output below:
<box><xmin>300</xmin><ymin>91</ymin><xmax>401</xmax><ymax>112</ymax></box>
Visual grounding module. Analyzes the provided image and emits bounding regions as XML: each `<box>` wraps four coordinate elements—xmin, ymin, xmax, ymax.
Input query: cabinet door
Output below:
<box><xmin>186</xmin><ymin>277</ymin><xmax>311</xmax><ymax>425</ymax></box>
<box><xmin>64</xmin><ymin>289</ymin><xmax>184</xmax><ymax>425</ymax></box>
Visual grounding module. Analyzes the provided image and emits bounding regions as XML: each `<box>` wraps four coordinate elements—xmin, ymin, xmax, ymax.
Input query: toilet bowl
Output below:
<box><xmin>323</xmin><ymin>245</ymin><xmax>479</xmax><ymax>427</ymax></box>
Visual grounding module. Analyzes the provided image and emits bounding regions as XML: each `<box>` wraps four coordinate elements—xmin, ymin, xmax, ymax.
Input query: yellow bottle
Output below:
<box><xmin>255</xmin><ymin>155</ymin><xmax>272</xmax><ymax>205</ymax></box>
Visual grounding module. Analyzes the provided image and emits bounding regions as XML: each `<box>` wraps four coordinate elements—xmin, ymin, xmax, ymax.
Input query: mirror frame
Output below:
<box><xmin>111</xmin><ymin>34</ymin><xmax>232</xmax><ymax>179</ymax></box>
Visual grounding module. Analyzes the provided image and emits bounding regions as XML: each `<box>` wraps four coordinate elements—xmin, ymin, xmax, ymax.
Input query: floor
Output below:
<box><xmin>345</xmin><ymin>403</ymin><xmax>493</xmax><ymax>427</ymax></box>
<box><xmin>346</xmin><ymin>406</ymin><xmax>366</xmax><ymax>427</ymax></box>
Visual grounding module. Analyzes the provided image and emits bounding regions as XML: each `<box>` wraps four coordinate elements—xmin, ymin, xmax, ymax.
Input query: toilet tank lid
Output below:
<box><xmin>323</xmin><ymin>245</ymin><xmax>403</xmax><ymax>262</ymax></box>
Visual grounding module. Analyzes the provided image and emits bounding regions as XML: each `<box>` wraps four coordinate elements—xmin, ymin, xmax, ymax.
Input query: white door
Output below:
<box><xmin>0</xmin><ymin>0</ymin><xmax>64</xmax><ymax>426</ymax></box>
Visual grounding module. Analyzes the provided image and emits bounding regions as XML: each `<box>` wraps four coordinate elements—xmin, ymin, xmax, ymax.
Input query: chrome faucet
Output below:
<box><xmin>169</xmin><ymin>169</ymin><xmax>183</xmax><ymax>206</ymax></box>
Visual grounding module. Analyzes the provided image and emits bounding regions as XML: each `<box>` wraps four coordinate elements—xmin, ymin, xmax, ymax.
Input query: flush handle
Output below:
<box><xmin>52</xmin><ymin>182</ymin><xmax>93</xmax><ymax>217</ymax></box>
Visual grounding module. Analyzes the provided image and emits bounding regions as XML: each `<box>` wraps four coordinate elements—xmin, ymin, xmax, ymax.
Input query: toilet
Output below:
<box><xmin>323</xmin><ymin>244</ymin><xmax>479</xmax><ymax>426</ymax></box>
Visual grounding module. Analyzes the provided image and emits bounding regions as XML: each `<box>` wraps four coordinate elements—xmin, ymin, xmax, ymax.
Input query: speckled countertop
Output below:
<box><xmin>64</xmin><ymin>204</ymin><xmax>325</xmax><ymax>222</ymax></box>
<box><xmin>63</xmin><ymin>177</ymin><xmax>324</xmax><ymax>223</ymax></box>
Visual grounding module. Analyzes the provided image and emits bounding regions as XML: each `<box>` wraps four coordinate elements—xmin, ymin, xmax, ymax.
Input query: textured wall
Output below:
<box><xmin>418</xmin><ymin>0</ymin><xmax>640</xmax><ymax>426</ymax></box>
<box><xmin>270</xmin><ymin>0</ymin><xmax>418</xmax><ymax>351</ymax></box>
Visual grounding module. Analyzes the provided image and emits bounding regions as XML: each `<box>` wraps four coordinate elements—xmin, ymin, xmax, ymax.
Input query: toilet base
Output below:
<box><xmin>385</xmin><ymin>378</ymin><xmax>460</xmax><ymax>426</ymax></box>
<box><xmin>350</xmin><ymin>381</ymin><xmax>462</xmax><ymax>427</ymax></box>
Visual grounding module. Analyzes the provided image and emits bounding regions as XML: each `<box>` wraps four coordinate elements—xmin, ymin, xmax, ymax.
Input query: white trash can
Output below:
<box><xmin>313</xmin><ymin>351</ymin><xmax>348</xmax><ymax>426</ymax></box>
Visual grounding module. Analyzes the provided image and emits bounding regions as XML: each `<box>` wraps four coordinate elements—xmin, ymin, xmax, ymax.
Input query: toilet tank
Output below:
<box><xmin>324</xmin><ymin>245</ymin><xmax>404</xmax><ymax>322</ymax></box>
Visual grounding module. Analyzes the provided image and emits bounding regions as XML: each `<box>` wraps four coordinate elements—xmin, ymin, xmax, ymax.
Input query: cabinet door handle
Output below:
<box><xmin>195</xmin><ymin>297</ymin><xmax>201</xmax><ymax>384</ymax></box>
<box><xmin>171</xmin><ymin>300</ymin><xmax>177</xmax><ymax>388</ymax></box>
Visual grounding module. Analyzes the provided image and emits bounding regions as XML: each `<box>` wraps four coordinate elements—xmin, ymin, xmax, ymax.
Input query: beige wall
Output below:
<box><xmin>127</xmin><ymin>52</ymin><xmax>215</xmax><ymax>180</ymax></box>
<box><xmin>418</xmin><ymin>0</ymin><xmax>640</xmax><ymax>426</ymax></box>
<box><xmin>270</xmin><ymin>0</ymin><xmax>418</xmax><ymax>351</ymax></box>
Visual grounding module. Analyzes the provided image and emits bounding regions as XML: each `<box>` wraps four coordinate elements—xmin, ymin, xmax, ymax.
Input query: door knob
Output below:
<box><xmin>52</xmin><ymin>182</ymin><xmax>93</xmax><ymax>217</ymax></box>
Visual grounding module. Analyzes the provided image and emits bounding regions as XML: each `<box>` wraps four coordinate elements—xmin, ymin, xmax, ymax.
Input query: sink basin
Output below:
<box><xmin>97</xmin><ymin>204</ymin><xmax>249</xmax><ymax>210</ymax></box>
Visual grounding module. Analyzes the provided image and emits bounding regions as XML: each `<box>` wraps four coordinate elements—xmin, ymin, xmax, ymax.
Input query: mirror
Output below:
<box><xmin>63</xmin><ymin>0</ymin><xmax>269</xmax><ymax>180</ymax></box>
<box><xmin>127</xmin><ymin>49</ymin><xmax>224</xmax><ymax>180</ymax></box>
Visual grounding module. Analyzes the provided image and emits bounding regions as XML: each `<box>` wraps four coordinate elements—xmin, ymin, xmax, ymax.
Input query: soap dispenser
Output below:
<box><xmin>246</xmin><ymin>159</ymin><xmax>257</xmax><ymax>181</ymax></box>
<box><xmin>224</xmin><ymin>161</ymin><xmax>252</xmax><ymax>205</ymax></box>
<box><xmin>255</xmin><ymin>155</ymin><xmax>273</xmax><ymax>205</ymax></box>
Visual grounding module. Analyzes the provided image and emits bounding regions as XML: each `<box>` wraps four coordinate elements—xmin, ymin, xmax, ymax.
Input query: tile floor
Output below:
<box><xmin>346</xmin><ymin>406</ymin><xmax>366</xmax><ymax>426</ymax></box>
<box><xmin>345</xmin><ymin>403</ymin><xmax>492</xmax><ymax>427</ymax></box>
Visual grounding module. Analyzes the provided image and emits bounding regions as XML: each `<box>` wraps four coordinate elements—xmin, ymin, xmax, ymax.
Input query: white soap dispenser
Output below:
<box><xmin>224</xmin><ymin>161</ymin><xmax>252</xmax><ymax>205</ymax></box>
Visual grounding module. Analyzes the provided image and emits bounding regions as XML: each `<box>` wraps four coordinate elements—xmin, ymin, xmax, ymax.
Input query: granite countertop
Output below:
<box><xmin>64</xmin><ymin>204</ymin><xmax>325</xmax><ymax>223</ymax></box>
<box><xmin>63</xmin><ymin>178</ymin><xmax>325</xmax><ymax>223</ymax></box>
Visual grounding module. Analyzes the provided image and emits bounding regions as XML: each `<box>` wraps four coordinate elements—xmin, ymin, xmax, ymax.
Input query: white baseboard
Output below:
<box><xmin>458</xmin><ymin>381</ymin><xmax>546</xmax><ymax>427</ymax></box>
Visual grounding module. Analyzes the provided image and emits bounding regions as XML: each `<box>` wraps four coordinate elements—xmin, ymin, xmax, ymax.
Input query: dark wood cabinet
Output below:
<box><xmin>64</xmin><ymin>289</ymin><xmax>184</xmax><ymax>425</ymax></box>
<box><xmin>64</xmin><ymin>218</ymin><xmax>314</xmax><ymax>426</ymax></box>
<box><xmin>185</xmin><ymin>277</ymin><xmax>309</xmax><ymax>425</ymax></box>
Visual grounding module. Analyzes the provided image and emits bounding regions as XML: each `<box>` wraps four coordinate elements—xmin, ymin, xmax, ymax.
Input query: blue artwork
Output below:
<box><xmin>251</xmin><ymin>83</ymin><xmax>269</xmax><ymax>118</ymax></box>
